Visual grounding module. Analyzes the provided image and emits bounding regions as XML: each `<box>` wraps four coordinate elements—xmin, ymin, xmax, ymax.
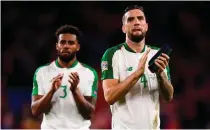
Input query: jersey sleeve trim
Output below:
<box><xmin>92</xmin><ymin>69</ymin><xmax>98</xmax><ymax>98</ymax></box>
<box><xmin>32</xmin><ymin>67</ymin><xmax>41</xmax><ymax>96</ymax></box>
<box><xmin>32</xmin><ymin>63</ymin><xmax>50</xmax><ymax>96</ymax></box>
<box><xmin>166</xmin><ymin>65</ymin><xmax>171</xmax><ymax>81</ymax></box>
<box><xmin>147</xmin><ymin>45</ymin><xmax>160</xmax><ymax>50</ymax></box>
<box><xmin>81</xmin><ymin>63</ymin><xmax>98</xmax><ymax>98</ymax></box>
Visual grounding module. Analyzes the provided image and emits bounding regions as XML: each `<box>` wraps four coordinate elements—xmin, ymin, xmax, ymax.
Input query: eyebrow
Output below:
<box><xmin>60</xmin><ymin>39</ymin><xmax>76</xmax><ymax>42</ymax></box>
<box><xmin>127</xmin><ymin>15</ymin><xmax>144</xmax><ymax>21</ymax></box>
<box><xmin>127</xmin><ymin>16</ymin><xmax>135</xmax><ymax>21</ymax></box>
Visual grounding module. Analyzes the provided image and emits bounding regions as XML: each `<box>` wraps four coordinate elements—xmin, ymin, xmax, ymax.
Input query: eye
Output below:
<box><xmin>137</xmin><ymin>16</ymin><xmax>144</xmax><ymax>21</ymax></box>
<box><xmin>127</xmin><ymin>17</ymin><xmax>134</xmax><ymax>22</ymax></box>
<box><xmin>68</xmin><ymin>41</ymin><xmax>75</xmax><ymax>45</ymax></box>
<box><xmin>60</xmin><ymin>40</ymin><xmax>66</xmax><ymax>45</ymax></box>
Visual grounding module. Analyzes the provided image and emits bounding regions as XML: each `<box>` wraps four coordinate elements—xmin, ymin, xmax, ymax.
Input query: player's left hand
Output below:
<box><xmin>68</xmin><ymin>72</ymin><xmax>80</xmax><ymax>92</ymax></box>
<box><xmin>155</xmin><ymin>53</ymin><xmax>170</xmax><ymax>74</ymax></box>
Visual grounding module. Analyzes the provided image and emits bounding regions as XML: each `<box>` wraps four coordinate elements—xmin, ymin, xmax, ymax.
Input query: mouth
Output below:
<box><xmin>132</xmin><ymin>28</ymin><xmax>142</xmax><ymax>32</ymax></box>
<box><xmin>132</xmin><ymin>30</ymin><xmax>142</xmax><ymax>35</ymax></box>
<box><xmin>61</xmin><ymin>51</ymin><xmax>70</xmax><ymax>55</ymax></box>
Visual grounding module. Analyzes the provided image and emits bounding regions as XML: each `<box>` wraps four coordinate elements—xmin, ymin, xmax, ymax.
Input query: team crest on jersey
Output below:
<box><xmin>101</xmin><ymin>61</ymin><xmax>108</xmax><ymax>71</ymax></box>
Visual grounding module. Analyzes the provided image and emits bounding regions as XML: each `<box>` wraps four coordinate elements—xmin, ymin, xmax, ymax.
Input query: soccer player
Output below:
<box><xmin>101</xmin><ymin>5</ymin><xmax>174</xmax><ymax>129</ymax></box>
<box><xmin>31</xmin><ymin>25</ymin><xmax>98</xmax><ymax>129</ymax></box>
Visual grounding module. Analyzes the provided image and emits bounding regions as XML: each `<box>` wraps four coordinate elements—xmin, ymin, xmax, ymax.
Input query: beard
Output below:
<box><xmin>58</xmin><ymin>51</ymin><xmax>76</xmax><ymax>63</ymax></box>
<box><xmin>128</xmin><ymin>31</ymin><xmax>146</xmax><ymax>43</ymax></box>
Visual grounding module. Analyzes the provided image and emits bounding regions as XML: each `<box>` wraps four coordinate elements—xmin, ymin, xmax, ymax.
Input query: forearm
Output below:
<box><xmin>72</xmin><ymin>89</ymin><xmax>94</xmax><ymax>120</ymax></box>
<box><xmin>31</xmin><ymin>89</ymin><xmax>54</xmax><ymax>117</ymax></box>
<box><xmin>157</xmin><ymin>72</ymin><xmax>174</xmax><ymax>102</ymax></box>
<box><xmin>105</xmin><ymin>70</ymin><xmax>142</xmax><ymax>105</ymax></box>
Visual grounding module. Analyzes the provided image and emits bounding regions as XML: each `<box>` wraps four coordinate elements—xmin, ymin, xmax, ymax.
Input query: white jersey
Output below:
<box><xmin>101</xmin><ymin>43</ymin><xmax>171</xmax><ymax>129</ymax></box>
<box><xmin>32</xmin><ymin>59</ymin><xmax>98</xmax><ymax>129</ymax></box>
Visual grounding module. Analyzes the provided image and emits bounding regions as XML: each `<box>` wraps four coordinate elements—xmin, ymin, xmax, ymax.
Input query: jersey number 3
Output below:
<box><xmin>60</xmin><ymin>85</ymin><xmax>67</xmax><ymax>98</ymax></box>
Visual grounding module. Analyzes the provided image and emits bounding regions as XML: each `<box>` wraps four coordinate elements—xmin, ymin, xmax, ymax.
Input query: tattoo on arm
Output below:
<box><xmin>158</xmin><ymin>72</ymin><xmax>174</xmax><ymax>102</ymax></box>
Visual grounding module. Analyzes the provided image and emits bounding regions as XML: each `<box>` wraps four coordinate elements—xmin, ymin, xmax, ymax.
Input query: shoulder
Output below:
<box><xmin>80</xmin><ymin>63</ymin><xmax>98</xmax><ymax>79</ymax></box>
<box><xmin>34</xmin><ymin>62</ymin><xmax>51</xmax><ymax>76</ymax></box>
<box><xmin>147</xmin><ymin>44</ymin><xmax>160</xmax><ymax>55</ymax></box>
<box><xmin>147</xmin><ymin>44</ymin><xmax>160</xmax><ymax>51</ymax></box>
<box><xmin>102</xmin><ymin>44</ymin><xmax>123</xmax><ymax>57</ymax></box>
<box><xmin>101</xmin><ymin>43</ymin><xmax>124</xmax><ymax>62</ymax></box>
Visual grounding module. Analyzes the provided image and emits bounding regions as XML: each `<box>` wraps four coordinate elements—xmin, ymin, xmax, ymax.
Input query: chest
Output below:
<box><xmin>41</xmin><ymin>67</ymin><xmax>89</xmax><ymax>100</ymax></box>
<box><xmin>117</xmin><ymin>51</ymin><xmax>159</xmax><ymax>92</ymax></box>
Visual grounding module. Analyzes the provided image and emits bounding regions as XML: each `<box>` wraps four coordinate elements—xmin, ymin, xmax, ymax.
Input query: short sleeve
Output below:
<box><xmin>83</xmin><ymin>68</ymin><xmax>98</xmax><ymax>98</ymax></box>
<box><xmin>32</xmin><ymin>68</ymin><xmax>45</xmax><ymax>96</ymax></box>
<box><xmin>101</xmin><ymin>48</ymin><xmax>119</xmax><ymax>80</ymax></box>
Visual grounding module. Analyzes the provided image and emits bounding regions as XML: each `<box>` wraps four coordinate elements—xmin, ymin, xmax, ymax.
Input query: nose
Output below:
<box><xmin>134</xmin><ymin>18</ymin><xmax>140</xmax><ymax>26</ymax></box>
<box><xmin>63</xmin><ymin>42</ymin><xmax>70</xmax><ymax>48</ymax></box>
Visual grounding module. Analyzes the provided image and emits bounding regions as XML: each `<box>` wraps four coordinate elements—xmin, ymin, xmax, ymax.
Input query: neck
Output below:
<box><xmin>58</xmin><ymin>57</ymin><xmax>77</xmax><ymax>68</ymax></box>
<box><xmin>126</xmin><ymin>36</ymin><xmax>145</xmax><ymax>53</ymax></box>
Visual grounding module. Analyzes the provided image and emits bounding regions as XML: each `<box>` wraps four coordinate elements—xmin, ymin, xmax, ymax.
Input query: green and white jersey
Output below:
<box><xmin>32</xmin><ymin>59</ymin><xmax>98</xmax><ymax>129</ymax></box>
<box><xmin>101</xmin><ymin>43</ymin><xmax>170</xmax><ymax>129</ymax></box>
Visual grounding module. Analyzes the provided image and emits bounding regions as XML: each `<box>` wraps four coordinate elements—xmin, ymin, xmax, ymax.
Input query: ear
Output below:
<box><xmin>56</xmin><ymin>43</ymin><xmax>59</xmax><ymax>51</ymax></box>
<box><xmin>122</xmin><ymin>25</ymin><xmax>127</xmax><ymax>34</ymax></box>
<box><xmin>77</xmin><ymin>43</ymin><xmax>80</xmax><ymax>52</ymax></box>
<box><xmin>145</xmin><ymin>23</ymin><xmax>148</xmax><ymax>32</ymax></box>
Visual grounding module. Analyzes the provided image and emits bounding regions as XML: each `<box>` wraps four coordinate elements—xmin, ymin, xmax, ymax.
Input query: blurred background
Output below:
<box><xmin>1</xmin><ymin>1</ymin><xmax>210</xmax><ymax>129</ymax></box>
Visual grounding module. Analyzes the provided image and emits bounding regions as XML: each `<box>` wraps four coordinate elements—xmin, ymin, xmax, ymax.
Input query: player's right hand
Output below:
<box><xmin>51</xmin><ymin>73</ymin><xmax>64</xmax><ymax>92</ymax></box>
<box><xmin>137</xmin><ymin>48</ymin><xmax>150</xmax><ymax>76</ymax></box>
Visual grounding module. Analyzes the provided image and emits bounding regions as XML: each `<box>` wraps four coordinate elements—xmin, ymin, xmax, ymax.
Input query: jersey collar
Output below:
<box><xmin>123</xmin><ymin>42</ymin><xmax>146</xmax><ymax>53</ymax></box>
<box><xmin>55</xmin><ymin>59</ymin><xmax>78</xmax><ymax>68</ymax></box>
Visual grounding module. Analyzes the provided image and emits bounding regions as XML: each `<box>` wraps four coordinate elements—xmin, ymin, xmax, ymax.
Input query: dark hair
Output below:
<box><xmin>124</xmin><ymin>5</ymin><xmax>144</xmax><ymax>15</ymax></box>
<box><xmin>55</xmin><ymin>24</ymin><xmax>83</xmax><ymax>42</ymax></box>
<box><xmin>122</xmin><ymin>5</ymin><xmax>144</xmax><ymax>24</ymax></box>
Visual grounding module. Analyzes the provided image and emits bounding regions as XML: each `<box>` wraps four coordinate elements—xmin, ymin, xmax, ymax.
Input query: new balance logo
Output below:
<box><xmin>126</xmin><ymin>67</ymin><xmax>133</xmax><ymax>71</ymax></box>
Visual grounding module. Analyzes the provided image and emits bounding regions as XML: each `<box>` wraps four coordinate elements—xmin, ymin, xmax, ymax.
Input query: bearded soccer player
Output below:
<box><xmin>31</xmin><ymin>25</ymin><xmax>98</xmax><ymax>129</ymax></box>
<box><xmin>101</xmin><ymin>5</ymin><xmax>174</xmax><ymax>129</ymax></box>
